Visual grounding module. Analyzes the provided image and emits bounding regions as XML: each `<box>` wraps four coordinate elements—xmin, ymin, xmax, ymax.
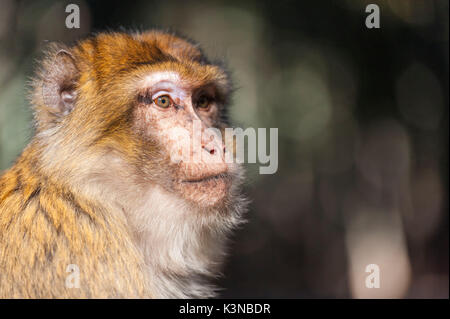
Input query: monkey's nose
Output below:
<box><xmin>202</xmin><ymin>144</ymin><xmax>227</xmax><ymax>156</ymax></box>
<box><xmin>200</xmin><ymin>134</ymin><xmax>226</xmax><ymax>160</ymax></box>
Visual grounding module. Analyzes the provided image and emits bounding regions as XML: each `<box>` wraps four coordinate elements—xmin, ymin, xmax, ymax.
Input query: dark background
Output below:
<box><xmin>0</xmin><ymin>0</ymin><xmax>448</xmax><ymax>298</ymax></box>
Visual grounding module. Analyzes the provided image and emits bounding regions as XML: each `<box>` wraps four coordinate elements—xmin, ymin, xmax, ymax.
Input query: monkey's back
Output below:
<box><xmin>0</xmin><ymin>150</ymin><xmax>150</xmax><ymax>298</ymax></box>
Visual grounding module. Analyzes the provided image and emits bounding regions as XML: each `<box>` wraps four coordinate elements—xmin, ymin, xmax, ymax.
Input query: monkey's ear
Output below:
<box><xmin>41</xmin><ymin>49</ymin><xmax>79</xmax><ymax>117</ymax></box>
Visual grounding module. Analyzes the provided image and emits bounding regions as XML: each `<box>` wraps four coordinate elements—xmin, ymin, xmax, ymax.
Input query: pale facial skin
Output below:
<box><xmin>134</xmin><ymin>71</ymin><xmax>232</xmax><ymax>207</ymax></box>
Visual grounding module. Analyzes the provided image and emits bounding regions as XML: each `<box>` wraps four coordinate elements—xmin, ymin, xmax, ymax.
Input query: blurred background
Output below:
<box><xmin>0</xmin><ymin>0</ymin><xmax>448</xmax><ymax>298</ymax></box>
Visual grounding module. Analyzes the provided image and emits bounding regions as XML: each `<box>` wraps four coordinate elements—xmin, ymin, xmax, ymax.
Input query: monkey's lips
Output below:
<box><xmin>178</xmin><ymin>172</ymin><xmax>231</xmax><ymax>207</ymax></box>
<box><xmin>181</xmin><ymin>172</ymin><xmax>230</xmax><ymax>184</ymax></box>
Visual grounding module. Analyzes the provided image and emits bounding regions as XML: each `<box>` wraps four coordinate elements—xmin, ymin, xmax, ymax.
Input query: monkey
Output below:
<box><xmin>0</xmin><ymin>30</ymin><xmax>246</xmax><ymax>298</ymax></box>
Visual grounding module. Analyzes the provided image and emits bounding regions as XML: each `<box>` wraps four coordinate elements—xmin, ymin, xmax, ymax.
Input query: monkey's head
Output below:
<box><xmin>31</xmin><ymin>31</ymin><xmax>243</xmax><ymax>210</ymax></box>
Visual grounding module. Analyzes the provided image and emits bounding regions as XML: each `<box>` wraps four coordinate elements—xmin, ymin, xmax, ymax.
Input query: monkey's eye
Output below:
<box><xmin>196</xmin><ymin>95</ymin><xmax>211</xmax><ymax>110</ymax></box>
<box><xmin>154</xmin><ymin>95</ymin><xmax>172</xmax><ymax>108</ymax></box>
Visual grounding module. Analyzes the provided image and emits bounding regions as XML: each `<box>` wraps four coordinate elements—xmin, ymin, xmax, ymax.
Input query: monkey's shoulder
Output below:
<box><xmin>0</xmin><ymin>166</ymin><xmax>150</xmax><ymax>298</ymax></box>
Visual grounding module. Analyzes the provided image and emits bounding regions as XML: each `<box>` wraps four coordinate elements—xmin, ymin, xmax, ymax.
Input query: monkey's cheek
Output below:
<box><xmin>177</xmin><ymin>178</ymin><xmax>230</xmax><ymax>207</ymax></box>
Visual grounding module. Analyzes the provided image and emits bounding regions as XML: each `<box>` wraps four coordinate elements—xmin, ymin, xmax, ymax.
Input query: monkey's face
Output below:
<box><xmin>132</xmin><ymin>70</ymin><xmax>235</xmax><ymax>208</ymax></box>
<box><xmin>34</xmin><ymin>32</ymin><xmax>240</xmax><ymax>210</ymax></box>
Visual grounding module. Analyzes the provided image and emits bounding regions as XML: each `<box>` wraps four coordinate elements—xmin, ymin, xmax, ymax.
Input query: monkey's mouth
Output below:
<box><xmin>178</xmin><ymin>172</ymin><xmax>231</xmax><ymax>207</ymax></box>
<box><xmin>182</xmin><ymin>173</ymin><xmax>230</xmax><ymax>184</ymax></box>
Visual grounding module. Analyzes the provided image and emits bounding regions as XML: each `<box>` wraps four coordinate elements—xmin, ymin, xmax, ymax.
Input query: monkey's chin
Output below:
<box><xmin>177</xmin><ymin>176</ymin><xmax>230</xmax><ymax>208</ymax></box>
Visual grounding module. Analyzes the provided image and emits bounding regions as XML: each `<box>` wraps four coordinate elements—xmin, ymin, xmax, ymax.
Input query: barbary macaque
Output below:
<box><xmin>0</xmin><ymin>30</ymin><xmax>246</xmax><ymax>298</ymax></box>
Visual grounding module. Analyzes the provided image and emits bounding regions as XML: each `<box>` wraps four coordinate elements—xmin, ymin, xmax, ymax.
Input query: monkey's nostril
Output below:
<box><xmin>202</xmin><ymin>145</ymin><xmax>216</xmax><ymax>155</ymax></box>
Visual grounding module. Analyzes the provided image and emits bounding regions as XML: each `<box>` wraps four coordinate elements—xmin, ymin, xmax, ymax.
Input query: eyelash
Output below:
<box><xmin>138</xmin><ymin>93</ymin><xmax>216</xmax><ymax>110</ymax></box>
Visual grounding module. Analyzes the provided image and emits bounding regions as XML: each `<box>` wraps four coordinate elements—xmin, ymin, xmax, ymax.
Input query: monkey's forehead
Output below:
<box><xmin>71</xmin><ymin>31</ymin><xmax>229</xmax><ymax>91</ymax></box>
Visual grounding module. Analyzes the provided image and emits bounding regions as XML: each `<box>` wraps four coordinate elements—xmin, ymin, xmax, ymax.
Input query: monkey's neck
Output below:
<box><xmin>70</xmin><ymin>178</ymin><xmax>232</xmax><ymax>298</ymax></box>
<box><xmin>126</xmin><ymin>186</ymin><xmax>237</xmax><ymax>299</ymax></box>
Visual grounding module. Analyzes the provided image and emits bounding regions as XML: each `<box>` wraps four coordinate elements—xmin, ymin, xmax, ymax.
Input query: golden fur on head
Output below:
<box><xmin>0</xmin><ymin>30</ymin><xmax>246</xmax><ymax>298</ymax></box>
